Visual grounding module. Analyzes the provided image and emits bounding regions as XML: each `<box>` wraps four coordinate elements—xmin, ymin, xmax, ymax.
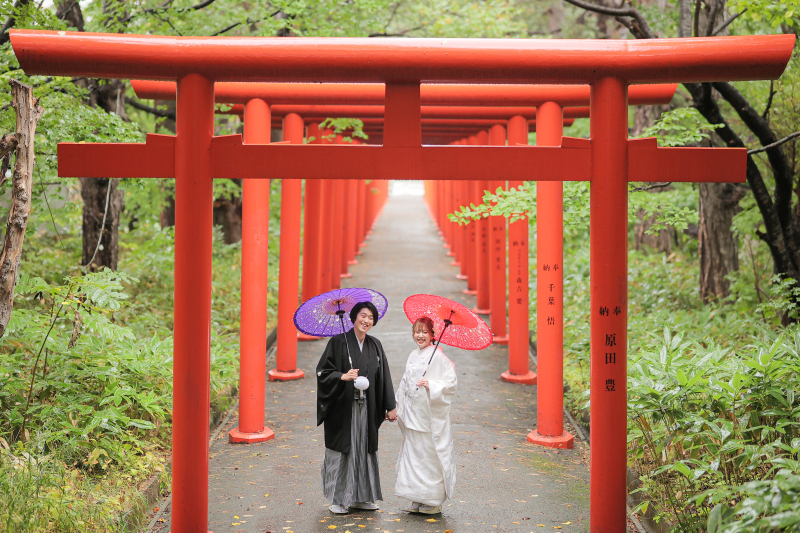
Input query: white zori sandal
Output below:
<box><xmin>418</xmin><ymin>504</ymin><xmax>442</xmax><ymax>514</ymax></box>
<box><xmin>350</xmin><ymin>502</ymin><xmax>379</xmax><ymax>510</ymax></box>
<box><xmin>329</xmin><ymin>504</ymin><xmax>348</xmax><ymax>514</ymax></box>
<box><xmin>407</xmin><ymin>502</ymin><xmax>422</xmax><ymax>512</ymax></box>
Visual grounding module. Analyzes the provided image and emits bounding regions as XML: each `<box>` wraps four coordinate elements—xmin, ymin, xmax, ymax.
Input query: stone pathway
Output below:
<box><xmin>151</xmin><ymin>193</ymin><xmax>590</xmax><ymax>533</ymax></box>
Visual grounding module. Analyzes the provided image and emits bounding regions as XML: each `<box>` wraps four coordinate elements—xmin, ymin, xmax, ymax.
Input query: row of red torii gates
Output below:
<box><xmin>131</xmin><ymin>79</ymin><xmax>678</xmax><ymax>453</ymax></box>
<box><xmin>10</xmin><ymin>29</ymin><xmax>794</xmax><ymax>532</ymax></box>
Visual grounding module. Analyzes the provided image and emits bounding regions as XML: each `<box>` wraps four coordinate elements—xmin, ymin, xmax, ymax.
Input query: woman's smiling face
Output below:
<box><xmin>413</xmin><ymin>323</ymin><xmax>432</xmax><ymax>349</ymax></box>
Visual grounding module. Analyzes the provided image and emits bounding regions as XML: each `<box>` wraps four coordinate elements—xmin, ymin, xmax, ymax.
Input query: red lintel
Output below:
<box><xmin>12</xmin><ymin>30</ymin><xmax>794</xmax><ymax>84</ymax></box>
<box><xmin>56</xmin><ymin>135</ymin><xmax>744</xmax><ymax>184</ymax></box>
<box><xmin>58</xmin><ymin>133</ymin><xmax>175</xmax><ymax>179</ymax></box>
<box><xmin>133</xmin><ymin>80</ymin><xmax>677</xmax><ymax>107</ymax></box>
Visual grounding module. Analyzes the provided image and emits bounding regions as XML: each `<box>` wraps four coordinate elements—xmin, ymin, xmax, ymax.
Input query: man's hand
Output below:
<box><xmin>385</xmin><ymin>408</ymin><xmax>398</xmax><ymax>422</ymax></box>
<box><xmin>341</xmin><ymin>369</ymin><xmax>359</xmax><ymax>381</ymax></box>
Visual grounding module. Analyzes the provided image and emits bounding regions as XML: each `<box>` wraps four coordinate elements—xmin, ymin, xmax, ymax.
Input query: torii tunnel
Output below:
<box><xmin>10</xmin><ymin>29</ymin><xmax>795</xmax><ymax>532</ymax></box>
<box><xmin>133</xmin><ymin>79</ymin><xmax>677</xmax><ymax>453</ymax></box>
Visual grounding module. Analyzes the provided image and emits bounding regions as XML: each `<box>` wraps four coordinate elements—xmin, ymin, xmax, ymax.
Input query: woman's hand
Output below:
<box><xmin>416</xmin><ymin>378</ymin><xmax>429</xmax><ymax>389</ymax></box>
<box><xmin>385</xmin><ymin>408</ymin><xmax>398</xmax><ymax>422</ymax></box>
<box><xmin>341</xmin><ymin>369</ymin><xmax>359</xmax><ymax>381</ymax></box>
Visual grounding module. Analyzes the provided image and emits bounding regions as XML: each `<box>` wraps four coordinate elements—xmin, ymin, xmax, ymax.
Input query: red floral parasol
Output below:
<box><xmin>403</xmin><ymin>294</ymin><xmax>493</xmax><ymax>351</ymax></box>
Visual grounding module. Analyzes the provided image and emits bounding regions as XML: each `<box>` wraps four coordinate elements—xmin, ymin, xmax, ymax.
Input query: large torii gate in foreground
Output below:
<box><xmin>11</xmin><ymin>29</ymin><xmax>794</xmax><ymax>532</ymax></box>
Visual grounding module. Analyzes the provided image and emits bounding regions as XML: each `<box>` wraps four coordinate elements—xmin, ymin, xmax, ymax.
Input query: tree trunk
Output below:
<box><xmin>698</xmin><ymin>180</ymin><xmax>745</xmax><ymax>301</ymax></box>
<box><xmin>213</xmin><ymin>190</ymin><xmax>243</xmax><ymax>245</ymax></box>
<box><xmin>156</xmin><ymin>99</ymin><xmax>177</xmax><ymax>227</ymax></box>
<box><xmin>634</xmin><ymin>211</ymin><xmax>673</xmax><ymax>254</ymax></box>
<box><xmin>81</xmin><ymin>177</ymin><xmax>124</xmax><ymax>271</ymax></box>
<box><xmin>0</xmin><ymin>80</ymin><xmax>44</xmax><ymax>337</ymax></box>
<box><xmin>79</xmin><ymin>79</ymin><xmax>127</xmax><ymax>270</ymax></box>
<box><xmin>632</xmin><ymin>104</ymin><xmax>674</xmax><ymax>254</ymax></box>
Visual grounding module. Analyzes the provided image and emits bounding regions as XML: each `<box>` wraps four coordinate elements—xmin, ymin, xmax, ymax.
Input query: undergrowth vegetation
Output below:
<box><xmin>549</xmin><ymin>215</ymin><xmax>800</xmax><ymax>532</ymax></box>
<box><xmin>0</xmin><ymin>181</ymin><xmax>280</xmax><ymax>531</ymax></box>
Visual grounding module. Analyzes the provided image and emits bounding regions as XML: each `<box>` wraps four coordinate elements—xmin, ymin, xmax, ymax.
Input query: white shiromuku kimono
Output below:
<box><xmin>394</xmin><ymin>345</ymin><xmax>457</xmax><ymax>506</ymax></box>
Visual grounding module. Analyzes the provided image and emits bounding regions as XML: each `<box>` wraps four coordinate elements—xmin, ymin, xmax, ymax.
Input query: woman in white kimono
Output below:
<box><xmin>394</xmin><ymin>317</ymin><xmax>457</xmax><ymax>515</ymax></box>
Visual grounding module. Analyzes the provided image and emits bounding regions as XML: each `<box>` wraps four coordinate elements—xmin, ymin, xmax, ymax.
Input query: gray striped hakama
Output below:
<box><xmin>321</xmin><ymin>397</ymin><xmax>382</xmax><ymax>507</ymax></box>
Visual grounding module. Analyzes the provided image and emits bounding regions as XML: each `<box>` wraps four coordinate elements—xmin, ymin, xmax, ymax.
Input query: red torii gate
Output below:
<box><xmin>136</xmin><ymin>85</ymin><xmax>587</xmax><ymax>447</ymax></box>
<box><xmin>11</xmin><ymin>30</ymin><xmax>794</xmax><ymax>532</ymax></box>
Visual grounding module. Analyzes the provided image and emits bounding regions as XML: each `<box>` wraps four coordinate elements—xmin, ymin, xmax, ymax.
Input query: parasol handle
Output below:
<box><xmin>415</xmin><ymin>318</ymin><xmax>452</xmax><ymax>391</ymax></box>
<box><xmin>338</xmin><ymin>307</ymin><xmax>364</xmax><ymax>400</ymax></box>
<box><xmin>336</xmin><ymin>308</ymin><xmax>354</xmax><ymax>370</ymax></box>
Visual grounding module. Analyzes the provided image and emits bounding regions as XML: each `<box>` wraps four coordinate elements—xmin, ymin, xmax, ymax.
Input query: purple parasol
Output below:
<box><xmin>293</xmin><ymin>287</ymin><xmax>388</xmax><ymax>338</ymax></box>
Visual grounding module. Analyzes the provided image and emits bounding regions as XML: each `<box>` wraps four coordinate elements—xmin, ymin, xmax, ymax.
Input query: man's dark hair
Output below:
<box><xmin>349</xmin><ymin>301</ymin><xmax>379</xmax><ymax>325</ymax></box>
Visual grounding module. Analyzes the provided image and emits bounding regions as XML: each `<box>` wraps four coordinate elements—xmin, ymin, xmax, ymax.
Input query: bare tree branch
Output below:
<box><xmin>125</xmin><ymin>96</ymin><xmax>176</xmax><ymax>121</ymax></box>
<box><xmin>712</xmin><ymin>9</ymin><xmax>747</xmax><ymax>36</ymax></box>
<box><xmin>748</xmin><ymin>132</ymin><xmax>800</xmax><ymax>155</ymax></box>
<box><xmin>630</xmin><ymin>182</ymin><xmax>672</xmax><ymax>192</ymax></box>
<box><xmin>562</xmin><ymin>0</ymin><xmax>655</xmax><ymax>38</ymax></box>
<box><xmin>762</xmin><ymin>80</ymin><xmax>775</xmax><ymax>120</ymax></box>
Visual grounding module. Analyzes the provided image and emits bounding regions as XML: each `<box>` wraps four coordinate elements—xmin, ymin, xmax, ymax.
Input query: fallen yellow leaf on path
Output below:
<box><xmin>426</xmin><ymin>518</ymin><xmax>437</xmax><ymax>522</ymax></box>
<box><xmin>328</xmin><ymin>526</ymin><xmax>337</xmax><ymax>529</ymax></box>
<box><xmin>264</xmin><ymin>493</ymin><xmax>269</xmax><ymax>497</ymax></box>
<box><xmin>562</xmin><ymin>522</ymin><xmax>572</xmax><ymax>525</ymax></box>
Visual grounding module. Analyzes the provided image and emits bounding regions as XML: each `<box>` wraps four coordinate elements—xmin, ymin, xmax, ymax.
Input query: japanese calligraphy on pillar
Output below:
<box><xmin>542</xmin><ymin>263</ymin><xmax>560</xmax><ymax>327</ymax></box>
<box><xmin>599</xmin><ymin>305</ymin><xmax>624</xmax><ymax>390</ymax></box>
<box><xmin>510</xmin><ymin>237</ymin><xmax>526</xmax><ymax>306</ymax></box>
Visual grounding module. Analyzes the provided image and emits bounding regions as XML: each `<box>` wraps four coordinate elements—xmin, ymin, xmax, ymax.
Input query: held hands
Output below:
<box><xmin>341</xmin><ymin>369</ymin><xmax>359</xmax><ymax>381</ymax></box>
<box><xmin>416</xmin><ymin>378</ymin><xmax>429</xmax><ymax>389</ymax></box>
<box><xmin>385</xmin><ymin>408</ymin><xmax>398</xmax><ymax>422</ymax></box>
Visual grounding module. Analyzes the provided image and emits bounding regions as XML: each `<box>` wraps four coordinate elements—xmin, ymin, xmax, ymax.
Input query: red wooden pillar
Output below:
<box><xmin>528</xmin><ymin>102</ymin><xmax>574</xmax><ymax>447</ymax></box>
<box><xmin>437</xmin><ymin>180</ymin><xmax>445</xmax><ymax>237</ymax></box>
<box><xmin>332</xmin><ymin>179</ymin><xmax>344</xmax><ymax>288</ymax></box>
<box><xmin>356</xmin><ymin>179</ymin><xmax>366</xmax><ymax>255</ymax></box>
<box><xmin>172</xmin><ymin>73</ymin><xmax>214</xmax><ymax>533</ymax></box>
<box><xmin>473</xmin><ymin>131</ymin><xmax>490</xmax><ymax>315</ymax></box>
<box><xmin>318</xmin><ymin>129</ymin><xmax>335</xmax><ymax>293</ymax></box>
<box><xmin>488</xmin><ymin>124</ymin><xmax>509</xmax><ymax>343</ymax></box>
<box><xmin>444</xmin><ymin>180</ymin><xmax>454</xmax><ymax>255</ymax></box>
<box><xmin>364</xmin><ymin>181</ymin><xmax>374</xmax><ymax>237</ymax></box>
<box><xmin>347</xmin><ymin>172</ymin><xmax>359</xmax><ymax>266</ymax></box>
<box><xmin>463</xmin><ymin>135</ymin><xmax>479</xmax><ymax>295</ymax></box>
<box><xmin>230</xmin><ymin>98</ymin><xmax>275</xmax><ymax>444</ymax></box>
<box><xmin>590</xmin><ymin>77</ymin><xmax>629</xmax><ymax>532</ymax></box>
<box><xmin>330</xmin><ymin>137</ymin><xmax>345</xmax><ymax>287</ymax></box>
<box><xmin>298</xmin><ymin>123</ymin><xmax>322</xmax><ymax>341</ymax></box>
<box><xmin>502</xmin><ymin>116</ymin><xmax>537</xmax><ymax>385</ymax></box>
<box><xmin>270</xmin><ymin>112</ymin><xmax>306</xmax><ymax>381</ymax></box>
<box><xmin>450</xmin><ymin>177</ymin><xmax>461</xmax><ymax>266</ymax></box>
<box><xmin>456</xmin><ymin>179</ymin><xmax>468</xmax><ymax>280</ymax></box>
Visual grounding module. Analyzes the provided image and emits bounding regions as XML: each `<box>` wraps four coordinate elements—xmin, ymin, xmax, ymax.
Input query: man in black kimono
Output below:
<box><xmin>317</xmin><ymin>301</ymin><xmax>397</xmax><ymax>514</ymax></box>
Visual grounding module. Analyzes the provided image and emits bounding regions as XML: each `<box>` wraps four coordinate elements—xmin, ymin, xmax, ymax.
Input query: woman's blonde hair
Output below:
<box><xmin>412</xmin><ymin>317</ymin><xmax>436</xmax><ymax>338</ymax></box>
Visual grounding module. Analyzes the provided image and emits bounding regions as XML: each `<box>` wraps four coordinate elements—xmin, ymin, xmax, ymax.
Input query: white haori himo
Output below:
<box><xmin>394</xmin><ymin>344</ymin><xmax>457</xmax><ymax>506</ymax></box>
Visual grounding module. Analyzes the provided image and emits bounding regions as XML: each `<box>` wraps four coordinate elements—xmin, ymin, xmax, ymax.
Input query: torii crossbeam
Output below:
<box><xmin>10</xmin><ymin>29</ymin><xmax>794</xmax><ymax>533</ymax></box>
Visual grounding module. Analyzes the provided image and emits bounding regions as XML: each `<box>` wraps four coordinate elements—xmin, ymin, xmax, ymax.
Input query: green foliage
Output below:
<box><xmin>635</xmin><ymin>107</ymin><xmax>724</xmax><ymax>148</ymax></box>
<box><xmin>705</xmin><ymin>473</ymin><xmax>800</xmax><ymax>532</ymax></box>
<box><xmin>317</xmin><ymin>118</ymin><xmax>369</xmax><ymax>143</ymax></box>
<box><xmin>628</xmin><ymin>328</ymin><xmax>800</xmax><ymax>530</ymax></box>
<box><xmin>729</xmin><ymin>0</ymin><xmax>798</xmax><ymax>30</ymax></box>
<box><xmin>449</xmin><ymin>180</ymin><xmax>697</xmax><ymax>235</ymax></box>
